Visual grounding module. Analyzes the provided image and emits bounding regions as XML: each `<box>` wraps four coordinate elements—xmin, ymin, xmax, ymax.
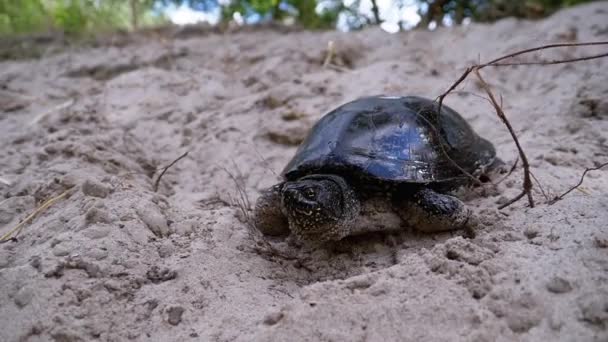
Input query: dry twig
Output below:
<box><xmin>153</xmin><ymin>151</ymin><xmax>189</xmax><ymax>192</ymax></box>
<box><xmin>435</xmin><ymin>41</ymin><xmax>608</xmax><ymax>209</ymax></box>
<box><xmin>550</xmin><ymin>161</ymin><xmax>608</xmax><ymax>204</ymax></box>
<box><xmin>473</xmin><ymin>69</ymin><xmax>535</xmax><ymax>209</ymax></box>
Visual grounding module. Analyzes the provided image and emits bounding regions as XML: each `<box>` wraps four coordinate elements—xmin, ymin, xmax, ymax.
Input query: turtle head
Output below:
<box><xmin>281</xmin><ymin>174</ymin><xmax>359</xmax><ymax>243</ymax></box>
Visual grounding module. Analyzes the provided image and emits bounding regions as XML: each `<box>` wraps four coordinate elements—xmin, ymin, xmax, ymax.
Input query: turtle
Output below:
<box><xmin>254</xmin><ymin>95</ymin><xmax>502</xmax><ymax>244</ymax></box>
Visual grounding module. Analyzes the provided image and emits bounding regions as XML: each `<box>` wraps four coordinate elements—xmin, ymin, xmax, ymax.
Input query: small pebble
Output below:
<box><xmin>546</xmin><ymin>276</ymin><xmax>573</xmax><ymax>294</ymax></box>
<box><xmin>14</xmin><ymin>286</ymin><xmax>34</xmax><ymax>308</ymax></box>
<box><xmin>263</xmin><ymin>312</ymin><xmax>284</xmax><ymax>325</ymax></box>
<box><xmin>85</xmin><ymin>248</ymin><xmax>108</xmax><ymax>260</ymax></box>
<box><xmin>81</xmin><ymin>179</ymin><xmax>110</xmax><ymax>198</ymax></box>
<box><xmin>52</xmin><ymin>244</ymin><xmax>70</xmax><ymax>257</ymax></box>
<box><xmin>83</xmin><ymin>226</ymin><xmax>110</xmax><ymax>239</ymax></box>
<box><xmin>594</xmin><ymin>233</ymin><xmax>608</xmax><ymax>248</ymax></box>
<box><xmin>137</xmin><ymin>204</ymin><xmax>170</xmax><ymax>237</ymax></box>
<box><xmin>85</xmin><ymin>207</ymin><xmax>111</xmax><ymax>225</ymax></box>
<box><xmin>167</xmin><ymin>306</ymin><xmax>185</xmax><ymax>326</ymax></box>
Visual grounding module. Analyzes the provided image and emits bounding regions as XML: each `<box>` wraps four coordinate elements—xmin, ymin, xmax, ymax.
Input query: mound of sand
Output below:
<box><xmin>1</xmin><ymin>2</ymin><xmax>607</xmax><ymax>341</ymax></box>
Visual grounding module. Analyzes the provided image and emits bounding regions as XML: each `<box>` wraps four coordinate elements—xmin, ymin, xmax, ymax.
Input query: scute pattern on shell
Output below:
<box><xmin>282</xmin><ymin>96</ymin><xmax>496</xmax><ymax>186</ymax></box>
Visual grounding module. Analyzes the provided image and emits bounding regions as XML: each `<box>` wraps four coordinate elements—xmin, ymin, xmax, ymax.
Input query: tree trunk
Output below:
<box><xmin>370</xmin><ymin>0</ymin><xmax>382</xmax><ymax>24</ymax></box>
<box><xmin>130</xmin><ymin>0</ymin><xmax>139</xmax><ymax>30</ymax></box>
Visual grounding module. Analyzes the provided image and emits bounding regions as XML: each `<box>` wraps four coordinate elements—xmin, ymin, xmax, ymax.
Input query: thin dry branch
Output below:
<box><xmin>433</xmin><ymin>41</ymin><xmax>608</xmax><ymax>209</ymax></box>
<box><xmin>491</xmin><ymin>52</ymin><xmax>608</xmax><ymax>67</ymax></box>
<box><xmin>550</xmin><ymin>161</ymin><xmax>608</xmax><ymax>204</ymax></box>
<box><xmin>437</xmin><ymin>42</ymin><xmax>608</xmax><ymax>114</ymax></box>
<box><xmin>153</xmin><ymin>151</ymin><xmax>189</xmax><ymax>192</ymax></box>
<box><xmin>474</xmin><ymin>69</ymin><xmax>535</xmax><ymax>209</ymax></box>
<box><xmin>0</xmin><ymin>188</ymin><xmax>73</xmax><ymax>243</ymax></box>
<box><xmin>530</xmin><ymin>171</ymin><xmax>550</xmax><ymax>201</ymax></box>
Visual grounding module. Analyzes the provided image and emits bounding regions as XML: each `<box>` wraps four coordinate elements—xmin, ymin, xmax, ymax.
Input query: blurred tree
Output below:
<box><xmin>0</xmin><ymin>0</ymin><xmax>600</xmax><ymax>35</ymax></box>
<box><xmin>417</xmin><ymin>0</ymin><xmax>597</xmax><ymax>28</ymax></box>
<box><xmin>0</xmin><ymin>0</ymin><xmax>165</xmax><ymax>35</ymax></box>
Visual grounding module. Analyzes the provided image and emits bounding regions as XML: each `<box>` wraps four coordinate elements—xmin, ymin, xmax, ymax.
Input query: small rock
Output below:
<box><xmin>137</xmin><ymin>204</ymin><xmax>170</xmax><ymax>237</ymax></box>
<box><xmin>85</xmin><ymin>207</ymin><xmax>111</xmax><ymax>225</ymax></box>
<box><xmin>157</xmin><ymin>242</ymin><xmax>175</xmax><ymax>258</ymax></box>
<box><xmin>66</xmin><ymin>258</ymin><xmax>103</xmax><ymax>278</ymax></box>
<box><xmin>29</xmin><ymin>256</ymin><xmax>41</xmax><ymax>271</ymax></box>
<box><xmin>146</xmin><ymin>266</ymin><xmax>177</xmax><ymax>284</ymax></box>
<box><xmin>578</xmin><ymin>291</ymin><xmax>608</xmax><ymax>328</ymax></box>
<box><xmin>81</xmin><ymin>179</ymin><xmax>110</xmax><ymax>198</ymax></box>
<box><xmin>83</xmin><ymin>226</ymin><xmax>110</xmax><ymax>239</ymax></box>
<box><xmin>265</xmin><ymin>126</ymin><xmax>308</xmax><ymax>146</ymax></box>
<box><xmin>594</xmin><ymin>233</ymin><xmax>608</xmax><ymax>248</ymax></box>
<box><xmin>14</xmin><ymin>286</ymin><xmax>34</xmax><ymax>308</ymax></box>
<box><xmin>546</xmin><ymin>276</ymin><xmax>573</xmax><ymax>294</ymax></box>
<box><xmin>523</xmin><ymin>228</ymin><xmax>539</xmax><ymax>240</ymax></box>
<box><xmin>173</xmin><ymin>220</ymin><xmax>195</xmax><ymax>235</ymax></box>
<box><xmin>263</xmin><ymin>312</ymin><xmax>284</xmax><ymax>325</ymax></box>
<box><xmin>281</xmin><ymin>111</ymin><xmax>307</xmax><ymax>121</ymax></box>
<box><xmin>167</xmin><ymin>306</ymin><xmax>185</xmax><ymax>326</ymax></box>
<box><xmin>85</xmin><ymin>248</ymin><xmax>108</xmax><ymax>260</ymax></box>
<box><xmin>52</xmin><ymin>243</ymin><xmax>71</xmax><ymax>257</ymax></box>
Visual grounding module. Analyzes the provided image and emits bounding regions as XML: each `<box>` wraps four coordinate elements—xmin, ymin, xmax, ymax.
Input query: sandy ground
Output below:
<box><xmin>1</xmin><ymin>2</ymin><xmax>607</xmax><ymax>341</ymax></box>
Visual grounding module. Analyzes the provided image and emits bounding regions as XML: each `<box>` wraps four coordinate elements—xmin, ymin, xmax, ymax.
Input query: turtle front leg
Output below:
<box><xmin>394</xmin><ymin>188</ymin><xmax>472</xmax><ymax>233</ymax></box>
<box><xmin>253</xmin><ymin>183</ymin><xmax>290</xmax><ymax>236</ymax></box>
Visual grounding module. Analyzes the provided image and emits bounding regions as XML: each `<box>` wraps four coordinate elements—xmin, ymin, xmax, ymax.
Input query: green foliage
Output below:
<box><xmin>0</xmin><ymin>0</ymin><xmax>49</xmax><ymax>34</ymax></box>
<box><xmin>52</xmin><ymin>1</ymin><xmax>88</xmax><ymax>34</ymax></box>
<box><xmin>0</xmin><ymin>0</ymin><xmax>599</xmax><ymax>36</ymax></box>
<box><xmin>0</xmin><ymin>0</ymin><xmax>166</xmax><ymax>36</ymax></box>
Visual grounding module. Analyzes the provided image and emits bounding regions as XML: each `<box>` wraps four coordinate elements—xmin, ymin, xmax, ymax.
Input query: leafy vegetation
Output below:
<box><xmin>0</xmin><ymin>0</ymin><xmax>598</xmax><ymax>36</ymax></box>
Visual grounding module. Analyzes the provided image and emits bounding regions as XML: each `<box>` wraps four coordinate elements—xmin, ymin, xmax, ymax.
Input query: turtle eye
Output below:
<box><xmin>304</xmin><ymin>188</ymin><xmax>316</xmax><ymax>199</ymax></box>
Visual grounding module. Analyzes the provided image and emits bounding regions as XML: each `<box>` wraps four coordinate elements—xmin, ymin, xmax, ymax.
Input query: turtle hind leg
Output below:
<box><xmin>253</xmin><ymin>183</ymin><xmax>290</xmax><ymax>236</ymax></box>
<box><xmin>394</xmin><ymin>188</ymin><xmax>472</xmax><ymax>234</ymax></box>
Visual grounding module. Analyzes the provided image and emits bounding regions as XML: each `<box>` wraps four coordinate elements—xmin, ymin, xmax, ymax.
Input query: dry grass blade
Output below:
<box><xmin>0</xmin><ymin>188</ymin><xmax>73</xmax><ymax>243</ymax></box>
<box><xmin>153</xmin><ymin>151</ymin><xmax>189</xmax><ymax>192</ymax></box>
<box><xmin>550</xmin><ymin>161</ymin><xmax>608</xmax><ymax>204</ymax></box>
<box><xmin>221</xmin><ymin>164</ymin><xmax>253</xmax><ymax>227</ymax></box>
<box><xmin>0</xmin><ymin>176</ymin><xmax>12</xmax><ymax>186</ymax></box>
<box><xmin>29</xmin><ymin>98</ymin><xmax>75</xmax><ymax>126</ymax></box>
<box><xmin>530</xmin><ymin>171</ymin><xmax>550</xmax><ymax>201</ymax></box>
<box><xmin>322</xmin><ymin>40</ymin><xmax>336</xmax><ymax>68</ymax></box>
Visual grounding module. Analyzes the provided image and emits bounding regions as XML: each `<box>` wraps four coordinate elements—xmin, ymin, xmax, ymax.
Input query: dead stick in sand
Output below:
<box><xmin>153</xmin><ymin>151</ymin><xmax>189</xmax><ymax>192</ymax></box>
<box><xmin>0</xmin><ymin>188</ymin><xmax>72</xmax><ymax>243</ymax></box>
<box><xmin>435</xmin><ymin>41</ymin><xmax>608</xmax><ymax>209</ymax></box>
<box><xmin>549</xmin><ymin>161</ymin><xmax>608</xmax><ymax>204</ymax></box>
<box><xmin>473</xmin><ymin>69</ymin><xmax>535</xmax><ymax>209</ymax></box>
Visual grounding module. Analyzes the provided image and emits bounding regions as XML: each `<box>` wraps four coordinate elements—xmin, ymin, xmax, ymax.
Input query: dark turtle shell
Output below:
<box><xmin>282</xmin><ymin>96</ymin><xmax>496</xmax><ymax>184</ymax></box>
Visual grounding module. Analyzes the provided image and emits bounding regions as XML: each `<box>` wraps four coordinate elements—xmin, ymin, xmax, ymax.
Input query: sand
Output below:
<box><xmin>0</xmin><ymin>2</ymin><xmax>607</xmax><ymax>341</ymax></box>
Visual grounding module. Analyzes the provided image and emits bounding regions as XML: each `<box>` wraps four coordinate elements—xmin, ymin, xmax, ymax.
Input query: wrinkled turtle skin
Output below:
<box><xmin>254</xmin><ymin>95</ymin><xmax>501</xmax><ymax>244</ymax></box>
